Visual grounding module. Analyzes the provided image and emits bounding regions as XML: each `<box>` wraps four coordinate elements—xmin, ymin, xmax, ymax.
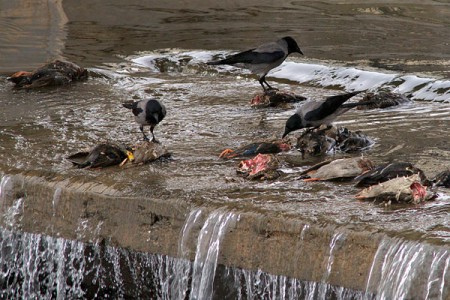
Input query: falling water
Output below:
<box><xmin>189</xmin><ymin>209</ymin><xmax>238</xmax><ymax>300</ymax></box>
<box><xmin>171</xmin><ymin>208</ymin><xmax>203</xmax><ymax>299</ymax></box>
<box><xmin>317</xmin><ymin>231</ymin><xmax>346</xmax><ymax>300</ymax></box>
<box><xmin>0</xmin><ymin>204</ymin><xmax>448</xmax><ymax>299</ymax></box>
<box><xmin>0</xmin><ymin>175</ymin><xmax>23</xmax><ymax>229</ymax></box>
<box><xmin>227</xmin><ymin>267</ymin><xmax>368</xmax><ymax>300</ymax></box>
<box><xmin>0</xmin><ymin>229</ymin><xmax>88</xmax><ymax>299</ymax></box>
<box><xmin>365</xmin><ymin>237</ymin><xmax>450</xmax><ymax>300</ymax></box>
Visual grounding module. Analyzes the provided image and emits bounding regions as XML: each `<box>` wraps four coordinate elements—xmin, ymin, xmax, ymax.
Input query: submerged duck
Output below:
<box><xmin>295</xmin><ymin>125</ymin><xmax>374</xmax><ymax>158</ymax></box>
<box><xmin>300</xmin><ymin>157</ymin><xmax>374</xmax><ymax>181</ymax></box>
<box><xmin>66</xmin><ymin>143</ymin><xmax>130</xmax><ymax>169</ymax></box>
<box><xmin>220</xmin><ymin>140</ymin><xmax>291</xmax><ymax>159</ymax></box>
<box><xmin>354</xmin><ymin>162</ymin><xmax>429</xmax><ymax>188</ymax></box>
<box><xmin>356</xmin><ymin>91</ymin><xmax>411</xmax><ymax>110</ymax></box>
<box><xmin>250</xmin><ymin>90</ymin><xmax>306</xmax><ymax>108</ymax></box>
<box><xmin>7</xmin><ymin>60</ymin><xmax>88</xmax><ymax>89</ymax></box>
<box><xmin>296</xmin><ymin>129</ymin><xmax>336</xmax><ymax>158</ymax></box>
<box><xmin>355</xmin><ymin>174</ymin><xmax>436</xmax><ymax>204</ymax></box>
<box><xmin>334</xmin><ymin>127</ymin><xmax>374</xmax><ymax>152</ymax></box>
<box><xmin>237</xmin><ymin>153</ymin><xmax>280</xmax><ymax>180</ymax></box>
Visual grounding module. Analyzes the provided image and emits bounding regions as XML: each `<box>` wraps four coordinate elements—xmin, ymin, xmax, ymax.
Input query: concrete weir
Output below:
<box><xmin>0</xmin><ymin>171</ymin><xmax>449</xmax><ymax>299</ymax></box>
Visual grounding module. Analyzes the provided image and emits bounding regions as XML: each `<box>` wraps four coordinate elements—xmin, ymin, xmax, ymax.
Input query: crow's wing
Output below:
<box><xmin>210</xmin><ymin>49</ymin><xmax>285</xmax><ymax>65</ymax></box>
<box><xmin>304</xmin><ymin>92</ymin><xmax>360</xmax><ymax>121</ymax></box>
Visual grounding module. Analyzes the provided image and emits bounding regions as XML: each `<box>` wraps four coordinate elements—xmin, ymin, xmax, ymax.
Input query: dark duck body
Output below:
<box><xmin>433</xmin><ymin>169</ymin><xmax>450</xmax><ymax>188</ymax></box>
<box><xmin>7</xmin><ymin>60</ymin><xmax>88</xmax><ymax>88</ymax></box>
<box><xmin>354</xmin><ymin>162</ymin><xmax>429</xmax><ymax>188</ymax></box>
<box><xmin>67</xmin><ymin>143</ymin><xmax>128</xmax><ymax>169</ymax></box>
<box><xmin>123</xmin><ymin>99</ymin><xmax>166</xmax><ymax>143</ymax></box>
<box><xmin>219</xmin><ymin>141</ymin><xmax>291</xmax><ymax>159</ymax></box>
<box><xmin>356</xmin><ymin>92</ymin><xmax>411</xmax><ymax>110</ymax></box>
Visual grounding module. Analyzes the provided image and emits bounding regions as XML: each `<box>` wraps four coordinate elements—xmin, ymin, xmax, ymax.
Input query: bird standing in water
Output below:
<box><xmin>207</xmin><ymin>36</ymin><xmax>303</xmax><ymax>91</ymax></box>
<box><xmin>123</xmin><ymin>99</ymin><xmax>166</xmax><ymax>143</ymax></box>
<box><xmin>282</xmin><ymin>91</ymin><xmax>364</xmax><ymax>138</ymax></box>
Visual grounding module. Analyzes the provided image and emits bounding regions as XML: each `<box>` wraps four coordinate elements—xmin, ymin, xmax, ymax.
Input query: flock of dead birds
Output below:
<box><xmin>6</xmin><ymin>37</ymin><xmax>450</xmax><ymax>205</ymax></box>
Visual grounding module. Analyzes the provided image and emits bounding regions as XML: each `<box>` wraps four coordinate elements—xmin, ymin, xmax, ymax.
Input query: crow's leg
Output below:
<box><xmin>259</xmin><ymin>77</ymin><xmax>267</xmax><ymax>91</ymax></box>
<box><xmin>262</xmin><ymin>77</ymin><xmax>278</xmax><ymax>91</ymax></box>
<box><xmin>140</xmin><ymin>125</ymin><xmax>150</xmax><ymax>141</ymax></box>
<box><xmin>150</xmin><ymin>125</ymin><xmax>160</xmax><ymax>143</ymax></box>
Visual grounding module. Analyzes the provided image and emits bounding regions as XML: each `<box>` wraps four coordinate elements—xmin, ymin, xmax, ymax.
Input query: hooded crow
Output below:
<box><xmin>282</xmin><ymin>91</ymin><xmax>364</xmax><ymax>138</ymax></box>
<box><xmin>207</xmin><ymin>36</ymin><xmax>303</xmax><ymax>91</ymax></box>
<box><xmin>123</xmin><ymin>99</ymin><xmax>166</xmax><ymax>143</ymax></box>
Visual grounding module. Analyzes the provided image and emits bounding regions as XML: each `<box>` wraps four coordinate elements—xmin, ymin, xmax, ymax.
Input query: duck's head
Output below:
<box><xmin>7</xmin><ymin>71</ymin><xmax>33</xmax><ymax>86</ymax></box>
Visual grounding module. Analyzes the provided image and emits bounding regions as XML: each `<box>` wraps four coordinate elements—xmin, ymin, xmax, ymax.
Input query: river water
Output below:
<box><xmin>0</xmin><ymin>0</ymin><xmax>449</xmax><ymax>298</ymax></box>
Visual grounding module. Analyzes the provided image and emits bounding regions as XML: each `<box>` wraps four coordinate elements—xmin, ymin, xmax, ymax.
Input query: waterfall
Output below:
<box><xmin>189</xmin><ymin>209</ymin><xmax>238</xmax><ymax>300</ymax></box>
<box><xmin>0</xmin><ymin>175</ymin><xmax>24</xmax><ymax>229</ymax></box>
<box><xmin>171</xmin><ymin>208</ymin><xmax>203</xmax><ymax>299</ymax></box>
<box><xmin>0</xmin><ymin>185</ymin><xmax>448</xmax><ymax>300</ymax></box>
<box><xmin>228</xmin><ymin>267</ymin><xmax>368</xmax><ymax>300</ymax></box>
<box><xmin>0</xmin><ymin>229</ymin><xmax>88</xmax><ymax>299</ymax></box>
<box><xmin>365</xmin><ymin>237</ymin><xmax>450</xmax><ymax>300</ymax></box>
<box><xmin>317</xmin><ymin>231</ymin><xmax>346</xmax><ymax>299</ymax></box>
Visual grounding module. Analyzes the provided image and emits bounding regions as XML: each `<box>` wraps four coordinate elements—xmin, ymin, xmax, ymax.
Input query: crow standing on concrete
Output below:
<box><xmin>282</xmin><ymin>91</ymin><xmax>365</xmax><ymax>138</ymax></box>
<box><xmin>123</xmin><ymin>99</ymin><xmax>166</xmax><ymax>143</ymax></box>
<box><xmin>207</xmin><ymin>37</ymin><xmax>303</xmax><ymax>91</ymax></box>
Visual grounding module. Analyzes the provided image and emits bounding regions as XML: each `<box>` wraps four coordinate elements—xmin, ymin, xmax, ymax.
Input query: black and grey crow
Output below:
<box><xmin>207</xmin><ymin>36</ymin><xmax>303</xmax><ymax>91</ymax></box>
<box><xmin>282</xmin><ymin>91</ymin><xmax>364</xmax><ymax>138</ymax></box>
<box><xmin>123</xmin><ymin>99</ymin><xmax>166</xmax><ymax>143</ymax></box>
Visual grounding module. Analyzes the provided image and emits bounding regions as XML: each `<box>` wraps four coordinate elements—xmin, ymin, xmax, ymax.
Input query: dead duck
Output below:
<box><xmin>355</xmin><ymin>174</ymin><xmax>436</xmax><ymax>204</ymax></box>
<box><xmin>121</xmin><ymin>141</ymin><xmax>171</xmax><ymax>166</ymax></box>
<box><xmin>220</xmin><ymin>140</ymin><xmax>291</xmax><ymax>159</ymax></box>
<box><xmin>300</xmin><ymin>157</ymin><xmax>374</xmax><ymax>182</ymax></box>
<box><xmin>334</xmin><ymin>127</ymin><xmax>374</xmax><ymax>152</ymax></box>
<box><xmin>7</xmin><ymin>60</ymin><xmax>88</xmax><ymax>88</ymax></box>
<box><xmin>67</xmin><ymin>143</ymin><xmax>130</xmax><ymax>169</ymax></box>
<box><xmin>67</xmin><ymin>141</ymin><xmax>171</xmax><ymax>169</ymax></box>
<box><xmin>250</xmin><ymin>90</ymin><xmax>306</xmax><ymax>108</ymax></box>
<box><xmin>237</xmin><ymin>154</ymin><xmax>280</xmax><ymax>180</ymax></box>
<box><xmin>432</xmin><ymin>169</ymin><xmax>450</xmax><ymax>188</ymax></box>
<box><xmin>295</xmin><ymin>125</ymin><xmax>374</xmax><ymax>158</ymax></box>
<box><xmin>296</xmin><ymin>129</ymin><xmax>336</xmax><ymax>158</ymax></box>
<box><xmin>356</xmin><ymin>91</ymin><xmax>411</xmax><ymax>110</ymax></box>
<box><xmin>354</xmin><ymin>162</ymin><xmax>429</xmax><ymax>188</ymax></box>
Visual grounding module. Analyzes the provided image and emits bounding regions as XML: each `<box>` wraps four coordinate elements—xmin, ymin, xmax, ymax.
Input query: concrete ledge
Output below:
<box><xmin>0</xmin><ymin>171</ymin><xmax>447</xmax><ymax>297</ymax></box>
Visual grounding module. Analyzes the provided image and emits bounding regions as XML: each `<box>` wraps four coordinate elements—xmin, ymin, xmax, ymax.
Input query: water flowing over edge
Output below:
<box><xmin>0</xmin><ymin>219</ymin><xmax>449</xmax><ymax>299</ymax></box>
<box><xmin>126</xmin><ymin>50</ymin><xmax>450</xmax><ymax>102</ymax></box>
<box><xmin>364</xmin><ymin>237</ymin><xmax>450</xmax><ymax>300</ymax></box>
<box><xmin>0</xmin><ymin>226</ymin><xmax>371</xmax><ymax>300</ymax></box>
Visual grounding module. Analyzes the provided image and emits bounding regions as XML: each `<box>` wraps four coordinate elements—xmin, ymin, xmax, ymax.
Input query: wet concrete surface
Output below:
<box><xmin>0</xmin><ymin>0</ymin><xmax>449</xmax><ymax>296</ymax></box>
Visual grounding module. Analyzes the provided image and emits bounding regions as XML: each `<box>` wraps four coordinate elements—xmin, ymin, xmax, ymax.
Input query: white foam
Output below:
<box><xmin>126</xmin><ymin>50</ymin><xmax>450</xmax><ymax>102</ymax></box>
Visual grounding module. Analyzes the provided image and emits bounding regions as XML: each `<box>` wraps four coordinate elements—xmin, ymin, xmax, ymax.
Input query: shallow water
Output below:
<box><xmin>0</xmin><ymin>0</ymin><xmax>449</xmax><ymax>247</ymax></box>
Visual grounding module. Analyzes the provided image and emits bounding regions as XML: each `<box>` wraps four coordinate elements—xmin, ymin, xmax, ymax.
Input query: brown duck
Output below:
<box><xmin>7</xmin><ymin>60</ymin><xmax>88</xmax><ymax>88</ymax></box>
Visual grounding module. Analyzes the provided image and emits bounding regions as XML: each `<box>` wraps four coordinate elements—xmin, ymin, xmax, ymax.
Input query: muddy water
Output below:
<box><xmin>0</xmin><ymin>0</ymin><xmax>449</xmax><ymax>246</ymax></box>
